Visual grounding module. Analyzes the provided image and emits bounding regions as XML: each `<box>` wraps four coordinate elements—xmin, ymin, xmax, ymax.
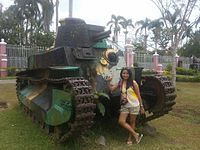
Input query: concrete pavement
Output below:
<box><xmin>0</xmin><ymin>79</ymin><xmax>16</xmax><ymax>84</ymax></box>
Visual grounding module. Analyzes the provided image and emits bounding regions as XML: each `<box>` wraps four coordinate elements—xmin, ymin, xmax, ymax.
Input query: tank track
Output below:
<box><xmin>140</xmin><ymin>75</ymin><xmax>176</xmax><ymax>123</ymax></box>
<box><xmin>16</xmin><ymin>74</ymin><xmax>96</xmax><ymax>143</ymax></box>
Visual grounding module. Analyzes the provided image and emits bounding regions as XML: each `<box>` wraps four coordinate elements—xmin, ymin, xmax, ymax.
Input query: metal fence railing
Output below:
<box><xmin>6</xmin><ymin>44</ymin><xmax>46</xmax><ymax>69</ymax></box>
<box><xmin>6</xmin><ymin>44</ymin><xmax>191</xmax><ymax>70</ymax></box>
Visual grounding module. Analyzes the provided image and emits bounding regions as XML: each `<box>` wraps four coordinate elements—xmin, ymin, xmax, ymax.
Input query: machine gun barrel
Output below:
<box><xmin>92</xmin><ymin>30</ymin><xmax>111</xmax><ymax>42</ymax></box>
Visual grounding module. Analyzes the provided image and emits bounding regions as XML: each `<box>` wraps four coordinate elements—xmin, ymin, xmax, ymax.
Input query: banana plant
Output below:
<box><xmin>93</xmin><ymin>91</ymin><xmax>110</xmax><ymax>116</ymax></box>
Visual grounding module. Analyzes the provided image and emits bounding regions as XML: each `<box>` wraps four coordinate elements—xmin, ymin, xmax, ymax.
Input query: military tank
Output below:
<box><xmin>16</xmin><ymin>18</ymin><xmax>176</xmax><ymax>143</ymax></box>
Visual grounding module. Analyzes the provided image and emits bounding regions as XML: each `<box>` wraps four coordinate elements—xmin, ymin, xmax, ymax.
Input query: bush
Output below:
<box><xmin>7</xmin><ymin>67</ymin><xmax>17</xmax><ymax>76</ymax></box>
<box><xmin>142</xmin><ymin>69</ymin><xmax>157</xmax><ymax>75</ymax></box>
<box><xmin>176</xmin><ymin>67</ymin><xmax>197</xmax><ymax>76</ymax></box>
<box><xmin>176</xmin><ymin>74</ymin><xmax>200</xmax><ymax>82</ymax></box>
<box><xmin>165</xmin><ymin>64</ymin><xmax>172</xmax><ymax>72</ymax></box>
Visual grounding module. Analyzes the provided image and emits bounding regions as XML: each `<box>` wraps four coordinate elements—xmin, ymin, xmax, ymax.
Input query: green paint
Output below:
<box><xmin>49</xmin><ymin>66</ymin><xmax>79</xmax><ymax>70</ymax></box>
<box><xmin>93</xmin><ymin>39</ymin><xmax>108</xmax><ymax>49</ymax></box>
<box><xmin>19</xmin><ymin>85</ymin><xmax>35</xmax><ymax>107</ymax></box>
<box><xmin>45</xmin><ymin>89</ymin><xmax>72</xmax><ymax>126</ymax></box>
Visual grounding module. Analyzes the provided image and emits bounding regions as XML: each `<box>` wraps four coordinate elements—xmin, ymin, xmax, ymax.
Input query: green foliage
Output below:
<box><xmin>142</xmin><ymin>69</ymin><xmax>157</xmax><ymax>75</ymax></box>
<box><xmin>7</xmin><ymin>67</ymin><xmax>17</xmax><ymax>76</ymax></box>
<box><xmin>0</xmin><ymin>0</ymin><xmax>54</xmax><ymax>46</ymax></box>
<box><xmin>176</xmin><ymin>74</ymin><xmax>200</xmax><ymax>82</ymax></box>
<box><xmin>32</xmin><ymin>31</ymin><xmax>55</xmax><ymax>47</ymax></box>
<box><xmin>178</xmin><ymin>30</ymin><xmax>200</xmax><ymax>57</ymax></box>
<box><xmin>97</xmin><ymin>102</ymin><xmax>105</xmax><ymax>116</ymax></box>
<box><xmin>165</xmin><ymin>64</ymin><xmax>172</xmax><ymax>72</ymax></box>
<box><xmin>93</xmin><ymin>92</ymin><xmax>110</xmax><ymax>116</ymax></box>
<box><xmin>176</xmin><ymin>67</ymin><xmax>197</xmax><ymax>76</ymax></box>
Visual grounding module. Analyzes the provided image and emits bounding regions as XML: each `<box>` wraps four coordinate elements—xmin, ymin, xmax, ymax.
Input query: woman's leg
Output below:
<box><xmin>118</xmin><ymin>113</ymin><xmax>138</xmax><ymax>139</ymax></box>
<box><xmin>128</xmin><ymin>114</ymin><xmax>138</xmax><ymax>141</ymax></box>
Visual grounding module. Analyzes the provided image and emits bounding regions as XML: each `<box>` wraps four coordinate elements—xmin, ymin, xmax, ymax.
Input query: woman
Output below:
<box><xmin>107</xmin><ymin>67</ymin><xmax>145</xmax><ymax>145</ymax></box>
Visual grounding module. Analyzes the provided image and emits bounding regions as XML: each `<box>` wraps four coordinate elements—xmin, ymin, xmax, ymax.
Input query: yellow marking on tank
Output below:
<box><xmin>27</xmin><ymin>84</ymin><xmax>47</xmax><ymax>101</ymax></box>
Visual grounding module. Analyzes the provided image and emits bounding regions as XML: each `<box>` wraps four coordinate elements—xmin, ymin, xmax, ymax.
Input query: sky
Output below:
<box><xmin>0</xmin><ymin>0</ymin><xmax>161</xmax><ymax>45</ymax></box>
<box><xmin>0</xmin><ymin>0</ymin><xmax>160</xmax><ymax>28</ymax></box>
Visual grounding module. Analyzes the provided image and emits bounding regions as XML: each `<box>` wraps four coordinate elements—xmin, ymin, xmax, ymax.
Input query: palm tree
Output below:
<box><xmin>39</xmin><ymin>0</ymin><xmax>54</xmax><ymax>32</ymax></box>
<box><xmin>107</xmin><ymin>14</ymin><xmax>124</xmax><ymax>44</ymax></box>
<box><xmin>14</xmin><ymin>0</ymin><xmax>42</xmax><ymax>44</ymax></box>
<box><xmin>120</xmin><ymin>17</ymin><xmax>134</xmax><ymax>44</ymax></box>
<box><xmin>14</xmin><ymin>0</ymin><xmax>54</xmax><ymax>44</ymax></box>
<box><xmin>148</xmin><ymin>18</ymin><xmax>164</xmax><ymax>51</ymax></box>
<box><xmin>135</xmin><ymin>18</ymin><xmax>151</xmax><ymax>52</ymax></box>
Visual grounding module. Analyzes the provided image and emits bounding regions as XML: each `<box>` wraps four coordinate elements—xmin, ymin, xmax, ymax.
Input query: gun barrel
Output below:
<box><xmin>93</xmin><ymin>30</ymin><xmax>111</xmax><ymax>42</ymax></box>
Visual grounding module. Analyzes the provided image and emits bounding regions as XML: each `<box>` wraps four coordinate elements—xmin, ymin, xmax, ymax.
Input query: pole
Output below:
<box><xmin>56</xmin><ymin>0</ymin><xmax>59</xmax><ymax>33</ymax></box>
<box><xmin>69</xmin><ymin>0</ymin><xmax>73</xmax><ymax>17</ymax></box>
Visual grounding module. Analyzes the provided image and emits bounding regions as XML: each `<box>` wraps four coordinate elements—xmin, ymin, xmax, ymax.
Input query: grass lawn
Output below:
<box><xmin>0</xmin><ymin>82</ymin><xmax>200</xmax><ymax>150</ymax></box>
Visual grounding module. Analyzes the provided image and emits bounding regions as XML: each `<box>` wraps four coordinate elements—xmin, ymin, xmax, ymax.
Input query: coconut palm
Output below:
<box><xmin>39</xmin><ymin>0</ymin><xmax>54</xmax><ymax>32</ymax></box>
<box><xmin>107</xmin><ymin>14</ymin><xmax>124</xmax><ymax>44</ymax></box>
<box><xmin>13</xmin><ymin>0</ymin><xmax>54</xmax><ymax>44</ymax></box>
<box><xmin>148</xmin><ymin>18</ymin><xmax>164</xmax><ymax>51</ymax></box>
<box><xmin>135</xmin><ymin>18</ymin><xmax>151</xmax><ymax>52</ymax></box>
<box><xmin>14</xmin><ymin>0</ymin><xmax>42</xmax><ymax>44</ymax></box>
<box><xmin>120</xmin><ymin>17</ymin><xmax>134</xmax><ymax>44</ymax></box>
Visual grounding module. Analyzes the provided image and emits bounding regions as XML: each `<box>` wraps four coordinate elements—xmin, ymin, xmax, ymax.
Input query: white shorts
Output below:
<box><xmin>120</xmin><ymin>105</ymin><xmax>140</xmax><ymax>115</ymax></box>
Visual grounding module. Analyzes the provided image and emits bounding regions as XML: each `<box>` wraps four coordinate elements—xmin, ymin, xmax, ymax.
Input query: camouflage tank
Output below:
<box><xmin>16</xmin><ymin>18</ymin><xmax>176</xmax><ymax>142</ymax></box>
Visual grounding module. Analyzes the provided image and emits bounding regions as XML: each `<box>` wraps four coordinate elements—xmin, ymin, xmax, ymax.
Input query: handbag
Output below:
<box><xmin>120</xmin><ymin>92</ymin><xmax>128</xmax><ymax>105</ymax></box>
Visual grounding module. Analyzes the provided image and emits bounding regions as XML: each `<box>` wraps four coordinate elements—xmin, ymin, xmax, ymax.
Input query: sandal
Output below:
<box><xmin>127</xmin><ymin>141</ymin><xmax>132</xmax><ymax>146</ymax></box>
<box><xmin>136</xmin><ymin>134</ymin><xmax>143</xmax><ymax>144</ymax></box>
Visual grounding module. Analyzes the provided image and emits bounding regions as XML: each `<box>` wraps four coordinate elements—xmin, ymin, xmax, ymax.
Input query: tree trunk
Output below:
<box><xmin>171</xmin><ymin>48</ymin><xmax>177</xmax><ymax>86</ymax></box>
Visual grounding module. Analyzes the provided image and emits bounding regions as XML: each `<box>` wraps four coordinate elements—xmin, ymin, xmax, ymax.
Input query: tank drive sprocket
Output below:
<box><xmin>140</xmin><ymin>75</ymin><xmax>176</xmax><ymax>123</ymax></box>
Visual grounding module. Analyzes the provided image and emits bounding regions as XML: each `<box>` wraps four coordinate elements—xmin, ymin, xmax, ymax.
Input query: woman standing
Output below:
<box><xmin>107</xmin><ymin>67</ymin><xmax>145</xmax><ymax>145</ymax></box>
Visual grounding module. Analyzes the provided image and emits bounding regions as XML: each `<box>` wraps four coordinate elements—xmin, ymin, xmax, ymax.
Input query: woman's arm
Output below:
<box><xmin>106</xmin><ymin>76</ymin><xmax>118</xmax><ymax>92</ymax></box>
<box><xmin>133</xmin><ymin>80</ymin><xmax>145</xmax><ymax>113</ymax></box>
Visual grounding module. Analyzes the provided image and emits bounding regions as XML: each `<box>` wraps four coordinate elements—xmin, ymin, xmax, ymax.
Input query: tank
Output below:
<box><xmin>16</xmin><ymin>18</ymin><xmax>176</xmax><ymax>142</ymax></box>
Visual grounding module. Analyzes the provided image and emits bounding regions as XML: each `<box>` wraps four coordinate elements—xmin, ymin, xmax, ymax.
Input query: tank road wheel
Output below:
<box><xmin>140</xmin><ymin>75</ymin><xmax>176</xmax><ymax>123</ymax></box>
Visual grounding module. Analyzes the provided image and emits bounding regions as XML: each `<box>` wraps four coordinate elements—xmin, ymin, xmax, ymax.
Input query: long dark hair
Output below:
<box><xmin>119</xmin><ymin>67</ymin><xmax>134</xmax><ymax>89</ymax></box>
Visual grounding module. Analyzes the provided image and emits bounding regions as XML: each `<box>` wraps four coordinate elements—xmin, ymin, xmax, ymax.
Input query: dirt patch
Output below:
<box><xmin>0</xmin><ymin>101</ymin><xmax>8</xmax><ymax>110</ymax></box>
<box><xmin>171</xmin><ymin>106</ymin><xmax>200</xmax><ymax>124</ymax></box>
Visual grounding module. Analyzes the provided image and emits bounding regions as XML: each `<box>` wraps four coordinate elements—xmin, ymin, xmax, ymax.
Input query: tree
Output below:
<box><xmin>14</xmin><ymin>0</ymin><xmax>54</xmax><ymax>44</ymax></box>
<box><xmin>120</xmin><ymin>17</ymin><xmax>134</xmax><ymax>44</ymax></box>
<box><xmin>0</xmin><ymin>1</ymin><xmax>55</xmax><ymax>46</ymax></box>
<box><xmin>148</xmin><ymin>18</ymin><xmax>165</xmax><ymax>51</ymax></box>
<box><xmin>135</xmin><ymin>18</ymin><xmax>151</xmax><ymax>52</ymax></box>
<box><xmin>32</xmin><ymin>31</ymin><xmax>55</xmax><ymax>47</ymax></box>
<box><xmin>40</xmin><ymin>0</ymin><xmax>54</xmax><ymax>32</ymax></box>
<box><xmin>151</xmin><ymin>0</ymin><xmax>200</xmax><ymax>86</ymax></box>
<box><xmin>178</xmin><ymin>30</ymin><xmax>200</xmax><ymax>57</ymax></box>
<box><xmin>107</xmin><ymin>14</ymin><xmax>124</xmax><ymax>44</ymax></box>
<box><xmin>0</xmin><ymin>5</ymin><xmax>21</xmax><ymax>44</ymax></box>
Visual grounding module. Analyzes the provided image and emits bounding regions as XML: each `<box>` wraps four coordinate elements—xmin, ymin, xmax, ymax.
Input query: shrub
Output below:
<box><xmin>165</xmin><ymin>64</ymin><xmax>172</xmax><ymax>72</ymax></box>
<box><xmin>7</xmin><ymin>67</ymin><xmax>17</xmax><ymax>76</ymax></box>
<box><xmin>142</xmin><ymin>69</ymin><xmax>157</xmax><ymax>75</ymax></box>
<box><xmin>176</xmin><ymin>67</ymin><xmax>197</xmax><ymax>76</ymax></box>
<box><xmin>176</xmin><ymin>74</ymin><xmax>200</xmax><ymax>82</ymax></box>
